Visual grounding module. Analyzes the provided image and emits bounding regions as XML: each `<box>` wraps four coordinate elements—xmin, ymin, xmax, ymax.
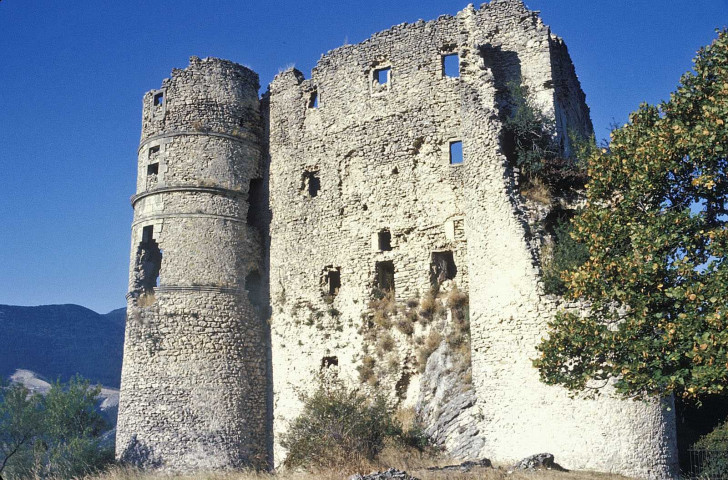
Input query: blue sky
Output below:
<box><xmin>0</xmin><ymin>1</ymin><xmax>726</xmax><ymax>314</ymax></box>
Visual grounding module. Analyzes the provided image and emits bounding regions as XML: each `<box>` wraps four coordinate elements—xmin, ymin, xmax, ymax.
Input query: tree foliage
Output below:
<box><xmin>535</xmin><ymin>30</ymin><xmax>728</xmax><ymax>401</ymax></box>
<box><xmin>0</xmin><ymin>376</ymin><xmax>112</xmax><ymax>479</ymax></box>
<box><xmin>542</xmin><ymin>218</ymin><xmax>590</xmax><ymax>296</ymax></box>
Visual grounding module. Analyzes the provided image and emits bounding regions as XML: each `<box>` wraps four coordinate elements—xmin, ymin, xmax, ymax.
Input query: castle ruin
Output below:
<box><xmin>117</xmin><ymin>2</ymin><xmax>679</xmax><ymax>477</ymax></box>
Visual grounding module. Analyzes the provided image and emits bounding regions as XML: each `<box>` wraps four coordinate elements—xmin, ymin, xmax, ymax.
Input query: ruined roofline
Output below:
<box><xmin>146</xmin><ymin>56</ymin><xmax>260</xmax><ymax>98</ymax></box>
<box><xmin>302</xmin><ymin>0</ymin><xmax>545</xmax><ymax>76</ymax></box>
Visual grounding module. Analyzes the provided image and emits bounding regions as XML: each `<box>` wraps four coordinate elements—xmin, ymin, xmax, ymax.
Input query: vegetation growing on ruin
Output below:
<box><xmin>535</xmin><ymin>29</ymin><xmax>728</xmax><ymax>402</ymax></box>
<box><xmin>503</xmin><ymin>82</ymin><xmax>594</xmax><ymax>201</ymax></box>
<box><xmin>358</xmin><ymin>286</ymin><xmax>471</xmax><ymax>388</ymax></box>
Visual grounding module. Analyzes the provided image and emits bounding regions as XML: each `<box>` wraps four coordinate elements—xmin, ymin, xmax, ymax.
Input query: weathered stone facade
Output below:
<box><xmin>118</xmin><ymin>1</ymin><xmax>678</xmax><ymax>478</ymax></box>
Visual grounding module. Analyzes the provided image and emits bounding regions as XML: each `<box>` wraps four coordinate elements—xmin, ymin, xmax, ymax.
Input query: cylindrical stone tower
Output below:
<box><xmin>116</xmin><ymin>57</ymin><xmax>269</xmax><ymax>471</ymax></box>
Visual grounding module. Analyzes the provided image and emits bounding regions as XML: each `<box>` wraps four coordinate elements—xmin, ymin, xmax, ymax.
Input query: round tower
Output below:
<box><xmin>116</xmin><ymin>57</ymin><xmax>269</xmax><ymax>471</ymax></box>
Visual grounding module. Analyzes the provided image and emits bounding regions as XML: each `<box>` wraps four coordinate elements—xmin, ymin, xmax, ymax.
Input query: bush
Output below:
<box><xmin>542</xmin><ymin>218</ymin><xmax>589</xmax><ymax>295</ymax></box>
<box><xmin>502</xmin><ymin>81</ymin><xmax>590</xmax><ymax>197</ymax></box>
<box><xmin>281</xmin><ymin>376</ymin><xmax>419</xmax><ymax>469</ymax></box>
<box><xmin>693</xmin><ymin>421</ymin><xmax>728</xmax><ymax>478</ymax></box>
<box><xmin>0</xmin><ymin>376</ymin><xmax>113</xmax><ymax>480</ymax></box>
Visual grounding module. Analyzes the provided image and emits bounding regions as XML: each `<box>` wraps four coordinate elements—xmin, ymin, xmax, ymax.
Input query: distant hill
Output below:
<box><xmin>0</xmin><ymin>304</ymin><xmax>126</xmax><ymax>388</ymax></box>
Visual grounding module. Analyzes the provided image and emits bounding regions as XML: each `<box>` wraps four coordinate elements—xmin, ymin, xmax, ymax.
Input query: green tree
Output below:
<box><xmin>0</xmin><ymin>382</ymin><xmax>43</xmax><ymax>480</ymax></box>
<box><xmin>0</xmin><ymin>376</ymin><xmax>112</xmax><ymax>479</ymax></box>
<box><xmin>38</xmin><ymin>376</ymin><xmax>112</xmax><ymax>479</ymax></box>
<box><xmin>534</xmin><ymin>30</ymin><xmax>728</xmax><ymax>401</ymax></box>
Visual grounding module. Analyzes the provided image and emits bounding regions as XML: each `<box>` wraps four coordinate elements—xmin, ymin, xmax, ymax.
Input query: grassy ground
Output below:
<box><xmin>90</xmin><ymin>466</ymin><xmax>629</xmax><ymax>480</ymax></box>
<box><xmin>88</xmin><ymin>447</ymin><xmax>630</xmax><ymax>480</ymax></box>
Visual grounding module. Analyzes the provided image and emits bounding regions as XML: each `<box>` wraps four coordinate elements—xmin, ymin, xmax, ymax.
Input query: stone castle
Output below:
<box><xmin>117</xmin><ymin>1</ymin><xmax>679</xmax><ymax>478</ymax></box>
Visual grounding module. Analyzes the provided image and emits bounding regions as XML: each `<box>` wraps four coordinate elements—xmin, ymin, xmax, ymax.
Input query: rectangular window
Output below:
<box><xmin>378</xmin><ymin>230</ymin><xmax>392</xmax><ymax>251</ymax></box>
<box><xmin>148</xmin><ymin>145</ymin><xmax>160</xmax><ymax>158</ymax></box>
<box><xmin>142</xmin><ymin>225</ymin><xmax>154</xmax><ymax>244</ymax></box>
<box><xmin>153</xmin><ymin>92</ymin><xmax>164</xmax><ymax>107</ymax></box>
<box><xmin>328</xmin><ymin>269</ymin><xmax>341</xmax><ymax>296</ymax></box>
<box><xmin>374</xmin><ymin>67</ymin><xmax>391</xmax><ymax>85</ymax></box>
<box><xmin>375</xmin><ymin>260</ymin><xmax>395</xmax><ymax>293</ymax></box>
<box><xmin>449</xmin><ymin>141</ymin><xmax>464</xmax><ymax>165</ymax></box>
<box><xmin>147</xmin><ymin>163</ymin><xmax>159</xmax><ymax>176</ymax></box>
<box><xmin>308</xmin><ymin>90</ymin><xmax>319</xmax><ymax>109</ymax></box>
<box><xmin>443</xmin><ymin>53</ymin><xmax>460</xmax><ymax>78</ymax></box>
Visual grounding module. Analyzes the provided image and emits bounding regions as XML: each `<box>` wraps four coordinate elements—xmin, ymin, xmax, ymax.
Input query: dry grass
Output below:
<box><xmin>86</xmin><ymin>462</ymin><xmax>630</xmax><ymax>480</ymax></box>
<box><xmin>521</xmin><ymin>177</ymin><xmax>552</xmax><ymax>205</ymax></box>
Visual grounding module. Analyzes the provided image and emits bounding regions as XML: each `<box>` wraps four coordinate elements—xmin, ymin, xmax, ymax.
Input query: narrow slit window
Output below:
<box><xmin>449</xmin><ymin>141</ymin><xmax>464</xmax><ymax>165</ymax></box>
<box><xmin>374</xmin><ymin>67</ymin><xmax>391</xmax><ymax>85</ymax></box>
<box><xmin>153</xmin><ymin>92</ymin><xmax>164</xmax><ymax>107</ymax></box>
<box><xmin>443</xmin><ymin>53</ymin><xmax>460</xmax><ymax>78</ymax></box>
<box><xmin>327</xmin><ymin>268</ymin><xmax>341</xmax><ymax>296</ymax></box>
<box><xmin>147</xmin><ymin>163</ymin><xmax>159</xmax><ymax>176</ymax></box>
<box><xmin>308</xmin><ymin>91</ymin><xmax>319</xmax><ymax>109</ymax></box>
<box><xmin>142</xmin><ymin>225</ymin><xmax>154</xmax><ymax>244</ymax></box>
<box><xmin>378</xmin><ymin>230</ymin><xmax>392</xmax><ymax>251</ymax></box>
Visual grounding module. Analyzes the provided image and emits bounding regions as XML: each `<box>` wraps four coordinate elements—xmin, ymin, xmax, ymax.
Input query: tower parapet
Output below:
<box><xmin>117</xmin><ymin>57</ymin><xmax>269</xmax><ymax>470</ymax></box>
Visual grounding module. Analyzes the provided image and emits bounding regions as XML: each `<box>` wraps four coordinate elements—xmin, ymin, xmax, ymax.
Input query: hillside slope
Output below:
<box><xmin>0</xmin><ymin>304</ymin><xmax>126</xmax><ymax>387</ymax></box>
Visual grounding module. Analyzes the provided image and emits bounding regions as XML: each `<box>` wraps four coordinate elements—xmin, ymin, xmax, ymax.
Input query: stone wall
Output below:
<box><xmin>117</xmin><ymin>57</ymin><xmax>270</xmax><ymax>470</ymax></box>
<box><xmin>118</xmin><ymin>1</ymin><xmax>679</xmax><ymax>477</ymax></box>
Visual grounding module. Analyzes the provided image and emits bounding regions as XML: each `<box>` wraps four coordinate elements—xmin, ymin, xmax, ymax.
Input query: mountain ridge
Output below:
<box><xmin>0</xmin><ymin>304</ymin><xmax>126</xmax><ymax>388</ymax></box>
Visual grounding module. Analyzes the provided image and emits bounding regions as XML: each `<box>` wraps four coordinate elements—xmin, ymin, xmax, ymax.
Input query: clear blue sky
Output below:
<box><xmin>0</xmin><ymin>1</ymin><xmax>726</xmax><ymax>314</ymax></box>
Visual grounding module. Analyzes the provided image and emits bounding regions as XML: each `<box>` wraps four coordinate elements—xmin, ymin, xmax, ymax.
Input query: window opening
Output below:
<box><xmin>326</xmin><ymin>268</ymin><xmax>341</xmax><ymax>296</ymax></box>
<box><xmin>133</xmin><ymin>226</ymin><xmax>162</xmax><ymax>299</ymax></box>
<box><xmin>375</xmin><ymin>260</ymin><xmax>395</xmax><ymax>293</ymax></box>
<box><xmin>153</xmin><ymin>92</ymin><xmax>164</xmax><ymax>107</ymax></box>
<box><xmin>308</xmin><ymin>90</ymin><xmax>319</xmax><ymax>109</ymax></box>
<box><xmin>147</xmin><ymin>163</ymin><xmax>159</xmax><ymax>176</ymax></box>
<box><xmin>374</xmin><ymin>67</ymin><xmax>391</xmax><ymax>85</ymax></box>
<box><xmin>148</xmin><ymin>145</ymin><xmax>160</xmax><ymax>159</ymax></box>
<box><xmin>430</xmin><ymin>251</ymin><xmax>457</xmax><ymax>287</ymax></box>
<box><xmin>443</xmin><ymin>53</ymin><xmax>460</xmax><ymax>78</ymax></box>
<box><xmin>378</xmin><ymin>230</ymin><xmax>392</xmax><ymax>251</ymax></box>
<box><xmin>142</xmin><ymin>225</ymin><xmax>154</xmax><ymax>243</ymax></box>
<box><xmin>321</xmin><ymin>356</ymin><xmax>339</xmax><ymax>369</ymax></box>
<box><xmin>247</xmin><ymin>178</ymin><xmax>265</xmax><ymax>229</ymax></box>
<box><xmin>301</xmin><ymin>170</ymin><xmax>320</xmax><ymax>197</ymax></box>
<box><xmin>449</xmin><ymin>141</ymin><xmax>464</xmax><ymax>165</ymax></box>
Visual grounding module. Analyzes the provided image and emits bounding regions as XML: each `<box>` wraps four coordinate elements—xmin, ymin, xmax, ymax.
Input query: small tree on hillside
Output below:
<box><xmin>534</xmin><ymin>29</ymin><xmax>728</xmax><ymax>402</ymax></box>
<box><xmin>0</xmin><ymin>382</ymin><xmax>42</xmax><ymax>480</ymax></box>
<box><xmin>0</xmin><ymin>376</ymin><xmax>112</xmax><ymax>479</ymax></box>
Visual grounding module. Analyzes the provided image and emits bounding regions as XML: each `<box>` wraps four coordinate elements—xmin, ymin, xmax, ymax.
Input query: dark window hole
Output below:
<box><xmin>321</xmin><ymin>356</ymin><xmax>338</xmax><ymax>369</ymax></box>
<box><xmin>376</xmin><ymin>260</ymin><xmax>395</xmax><ymax>293</ymax></box>
<box><xmin>378</xmin><ymin>230</ymin><xmax>392</xmax><ymax>251</ymax></box>
<box><xmin>153</xmin><ymin>92</ymin><xmax>164</xmax><ymax>107</ymax></box>
<box><xmin>302</xmin><ymin>170</ymin><xmax>320</xmax><ymax>197</ymax></box>
<box><xmin>430</xmin><ymin>251</ymin><xmax>457</xmax><ymax>287</ymax></box>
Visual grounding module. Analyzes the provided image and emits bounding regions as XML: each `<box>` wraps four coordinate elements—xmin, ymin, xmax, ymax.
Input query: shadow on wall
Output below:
<box><xmin>119</xmin><ymin>434</ymin><xmax>163</xmax><ymax>469</ymax></box>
